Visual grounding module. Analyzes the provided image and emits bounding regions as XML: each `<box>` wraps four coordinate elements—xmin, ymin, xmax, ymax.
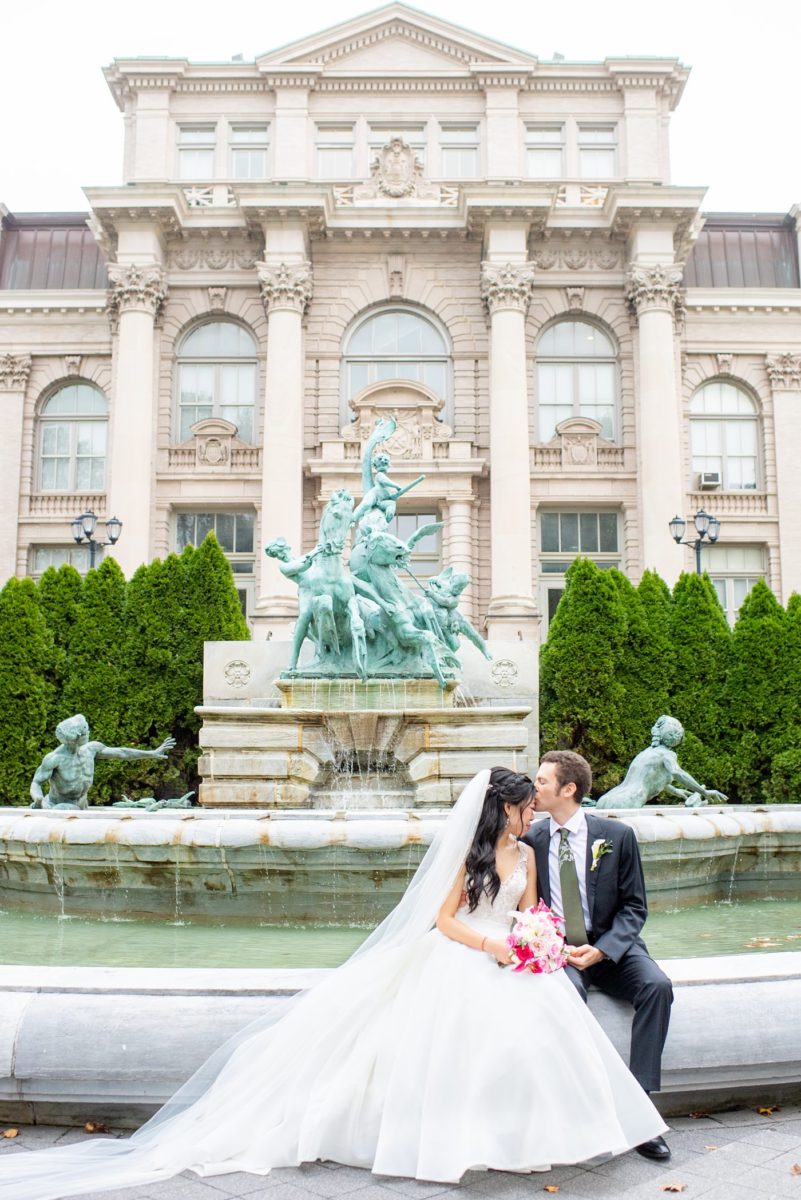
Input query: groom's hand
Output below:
<box><xmin>567</xmin><ymin>944</ymin><xmax>605</xmax><ymax>970</ymax></box>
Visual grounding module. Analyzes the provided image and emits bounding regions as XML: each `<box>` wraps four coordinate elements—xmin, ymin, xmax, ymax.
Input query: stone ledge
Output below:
<box><xmin>0</xmin><ymin>954</ymin><xmax>799</xmax><ymax>1123</ymax></box>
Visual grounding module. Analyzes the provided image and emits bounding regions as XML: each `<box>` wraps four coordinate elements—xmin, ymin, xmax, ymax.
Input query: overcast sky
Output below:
<box><xmin>2</xmin><ymin>0</ymin><xmax>798</xmax><ymax>214</ymax></box>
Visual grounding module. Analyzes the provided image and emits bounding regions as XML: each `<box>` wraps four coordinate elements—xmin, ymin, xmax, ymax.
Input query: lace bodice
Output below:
<box><xmin>456</xmin><ymin>843</ymin><xmax>528</xmax><ymax>935</ymax></box>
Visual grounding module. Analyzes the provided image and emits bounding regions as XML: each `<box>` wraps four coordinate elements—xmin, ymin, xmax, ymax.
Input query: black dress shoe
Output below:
<box><xmin>635</xmin><ymin>1136</ymin><xmax>671</xmax><ymax>1162</ymax></box>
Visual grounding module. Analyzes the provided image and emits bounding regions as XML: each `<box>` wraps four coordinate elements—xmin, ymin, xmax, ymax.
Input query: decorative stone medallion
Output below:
<box><xmin>491</xmin><ymin>659</ymin><xmax>519</xmax><ymax>689</ymax></box>
<box><xmin>224</xmin><ymin>660</ymin><xmax>252</xmax><ymax>688</ymax></box>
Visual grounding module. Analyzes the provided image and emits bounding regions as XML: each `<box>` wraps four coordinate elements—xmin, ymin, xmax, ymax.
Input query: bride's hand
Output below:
<box><xmin>484</xmin><ymin>937</ymin><xmax>511</xmax><ymax>965</ymax></box>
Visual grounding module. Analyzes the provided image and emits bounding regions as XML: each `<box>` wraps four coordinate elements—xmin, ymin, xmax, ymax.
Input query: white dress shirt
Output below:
<box><xmin>548</xmin><ymin>808</ymin><xmax>592</xmax><ymax>933</ymax></box>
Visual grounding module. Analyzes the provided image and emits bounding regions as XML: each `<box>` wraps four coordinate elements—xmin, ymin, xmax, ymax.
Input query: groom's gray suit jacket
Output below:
<box><xmin>522</xmin><ymin>813</ymin><xmax>649</xmax><ymax>963</ymax></box>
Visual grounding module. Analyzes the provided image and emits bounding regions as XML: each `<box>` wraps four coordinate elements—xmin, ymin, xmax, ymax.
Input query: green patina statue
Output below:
<box><xmin>266</xmin><ymin>416</ymin><xmax>490</xmax><ymax>684</ymax></box>
<box><xmin>592</xmin><ymin>714</ymin><xmax>728</xmax><ymax>809</ymax></box>
<box><xmin>30</xmin><ymin>714</ymin><xmax>176</xmax><ymax>810</ymax></box>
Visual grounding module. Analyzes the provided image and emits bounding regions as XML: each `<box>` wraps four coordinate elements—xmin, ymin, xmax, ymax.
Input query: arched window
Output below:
<box><xmin>536</xmin><ymin>320</ymin><xmax>617</xmax><ymax>442</ymax></box>
<box><xmin>690</xmin><ymin>381</ymin><xmax>760</xmax><ymax>490</ymax></box>
<box><xmin>39</xmin><ymin>382</ymin><xmax>107</xmax><ymax>491</ymax></box>
<box><xmin>343</xmin><ymin>309</ymin><xmax>451</xmax><ymax>414</ymax></box>
<box><xmin>176</xmin><ymin>321</ymin><xmax>257</xmax><ymax>443</ymax></box>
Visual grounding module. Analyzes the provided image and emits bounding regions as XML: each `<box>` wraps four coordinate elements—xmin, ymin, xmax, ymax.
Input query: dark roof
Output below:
<box><xmin>684</xmin><ymin>213</ymin><xmax>799</xmax><ymax>289</ymax></box>
<box><xmin>0</xmin><ymin>212</ymin><xmax>108</xmax><ymax>290</ymax></box>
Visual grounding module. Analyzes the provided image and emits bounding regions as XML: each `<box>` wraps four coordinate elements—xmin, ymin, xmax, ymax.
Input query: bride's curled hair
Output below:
<box><xmin>464</xmin><ymin>766</ymin><xmax>534</xmax><ymax>912</ymax></box>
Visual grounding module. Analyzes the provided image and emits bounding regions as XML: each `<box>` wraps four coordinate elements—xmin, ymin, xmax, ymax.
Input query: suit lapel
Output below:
<box><xmin>584</xmin><ymin>813</ymin><xmax>600</xmax><ymax>924</ymax></box>
<box><xmin>532</xmin><ymin>819</ymin><xmax>551</xmax><ymax>906</ymax></box>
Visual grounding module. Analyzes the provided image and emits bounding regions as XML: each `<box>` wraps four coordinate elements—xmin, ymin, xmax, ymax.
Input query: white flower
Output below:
<box><xmin>590</xmin><ymin>838</ymin><xmax>613</xmax><ymax>872</ymax></box>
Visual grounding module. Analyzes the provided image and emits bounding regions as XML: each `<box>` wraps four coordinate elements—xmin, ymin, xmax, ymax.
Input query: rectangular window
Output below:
<box><xmin>230</xmin><ymin>125</ymin><xmax>269</xmax><ymax>179</ymax></box>
<box><xmin>578</xmin><ymin>125</ymin><xmax>616</xmax><ymax>179</ymax></box>
<box><xmin>704</xmin><ymin>544</ymin><xmax>766</xmax><ymax>625</ymax></box>
<box><xmin>176</xmin><ymin>510</ymin><xmax>255</xmax><ymax>614</ymax></box>
<box><xmin>30</xmin><ymin>545</ymin><xmax>95</xmax><ymax>577</ymax></box>
<box><xmin>439</xmin><ymin>124</ymin><xmax>479</xmax><ymax>178</ymax></box>
<box><xmin>315</xmin><ymin>125</ymin><xmax>355</xmax><ymax>180</ymax></box>
<box><xmin>539</xmin><ymin>510</ymin><xmax>621</xmax><ymax>635</ymax></box>
<box><xmin>178</xmin><ymin>126</ymin><xmax>216</xmax><ymax>180</ymax></box>
<box><xmin>525</xmin><ymin>125</ymin><xmax>565</xmax><ymax>178</ymax></box>
<box><xmin>368</xmin><ymin>124</ymin><xmax>427</xmax><ymax>168</ymax></box>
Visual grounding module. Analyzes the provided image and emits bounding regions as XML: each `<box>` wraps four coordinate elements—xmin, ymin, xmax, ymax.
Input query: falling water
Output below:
<box><xmin>725</xmin><ymin>833</ymin><xmax>743</xmax><ymax>903</ymax></box>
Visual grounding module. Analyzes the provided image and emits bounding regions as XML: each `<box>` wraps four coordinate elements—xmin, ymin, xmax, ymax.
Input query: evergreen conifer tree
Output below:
<box><xmin>636</xmin><ymin>570</ymin><xmax>674</xmax><ymax>698</ymax></box>
<box><xmin>609</xmin><ymin>569</ymin><xmax>671</xmax><ymax>767</ymax></box>
<box><xmin>668</xmin><ymin>572</ymin><xmax>732</xmax><ymax>793</ymax></box>
<box><xmin>37</xmin><ymin>563</ymin><xmax>84</xmax><ymax>733</ymax></box>
<box><xmin>60</xmin><ymin>557</ymin><xmax>128</xmax><ymax>803</ymax></box>
<box><xmin>539</xmin><ymin>557</ymin><xmax>628</xmax><ymax>794</ymax></box>
<box><xmin>0</xmin><ymin>577</ymin><xmax>54</xmax><ymax>803</ymax></box>
<box><xmin>724</xmin><ymin>579</ymin><xmax>785</xmax><ymax>802</ymax></box>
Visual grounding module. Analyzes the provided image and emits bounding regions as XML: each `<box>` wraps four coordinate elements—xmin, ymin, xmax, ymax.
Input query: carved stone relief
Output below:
<box><xmin>343</xmin><ymin>381</ymin><xmax>452</xmax><ymax>460</ymax></box>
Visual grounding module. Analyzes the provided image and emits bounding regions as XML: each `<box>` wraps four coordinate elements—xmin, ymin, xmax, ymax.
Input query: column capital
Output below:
<box><xmin>766</xmin><ymin>352</ymin><xmax>801</xmax><ymax>391</ymax></box>
<box><xmin>480</xmin><ymin>261</ymin><xmax>536</xmax><ymax>315</ymax></box>
<box><xmin>257</xmin><ymin>261</ymin><xmax>313</xmax><ymax>315</ymax></box>
<box><xmin>0</xmin><ymin>353</ymin><xmax>32</xmax><ymax>392</ymax></box>
<box><xmin>624</xmin><ymin>261</ymin><xmax>685</xmax><ymax>322</ymax></box>
<box><xmin>106</xmin><ymin>263</ymin><xmax>167</xmax><ymax>321</ymax></box>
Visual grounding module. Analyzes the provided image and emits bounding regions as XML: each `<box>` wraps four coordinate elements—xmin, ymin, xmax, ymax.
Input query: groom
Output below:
<box><xmin>522</xmin><ymin>749</ymin><xmax>673</xmax><ymax>1163</ymax></box>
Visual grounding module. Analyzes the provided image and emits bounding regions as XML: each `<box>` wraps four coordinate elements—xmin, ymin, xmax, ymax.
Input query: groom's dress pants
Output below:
<box><xmin>565</xmin><ymin>949</ymin><xmax>673</xmax><ymax>1093</ymax></box>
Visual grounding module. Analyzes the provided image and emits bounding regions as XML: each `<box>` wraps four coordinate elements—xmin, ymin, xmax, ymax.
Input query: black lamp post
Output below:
<box><xmin>669</xmin><ymin>509</ymin><xmax>721</xmax><ymax>575</ymax></box>
<box><xmin>71</xmin><ymin>510</ymin><xmax>123</xmax><ymax>569</ymax></box>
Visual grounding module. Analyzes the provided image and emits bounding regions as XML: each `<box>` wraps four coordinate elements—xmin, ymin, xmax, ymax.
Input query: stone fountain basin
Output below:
<box><xmin>0</xmin><ymin>806</ymin><xmax>799</xmax><ymax>922</ymax></box>
<box><xmin>1</xmin><ymin>954</ymin><xmax>800</xmax><ymax>1126</ymax></box>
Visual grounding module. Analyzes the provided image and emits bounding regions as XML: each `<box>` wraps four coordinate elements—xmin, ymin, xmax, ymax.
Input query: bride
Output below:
<box><xmin>0</xmin><ymin>768</ymin><xmax>666</xmax><ymax>1197</ymax></box>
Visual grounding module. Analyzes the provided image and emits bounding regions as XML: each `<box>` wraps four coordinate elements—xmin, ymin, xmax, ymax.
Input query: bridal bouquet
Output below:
<box><xmin>505</xmin><ymin>900</ymin><xmax>569</xmax><ymax>975</ymax></box>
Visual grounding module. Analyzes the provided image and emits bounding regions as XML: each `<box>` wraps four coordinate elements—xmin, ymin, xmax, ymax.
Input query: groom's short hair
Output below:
<box><xmin>542</xmin><ymin>750</ymin><xmax>592</xmax><ymax>802</ymax></box>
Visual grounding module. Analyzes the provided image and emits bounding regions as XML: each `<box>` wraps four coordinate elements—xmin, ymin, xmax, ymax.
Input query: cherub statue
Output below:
<box><xmin>423</xmin><ymin>566</ymin><xmax>492</xmax><ymax>661</ymax></box>
<box><xmin>593</xmin><ymin>715</ymin><xmax>728</xmax><ymax>809</ymax></box>
<box><xmin>350</xmin><ymin>417</ymin><xmax>424</xmax><ymax>528</ymax></box>
<box><xmin>30</xmin><ymin>714</ymin><xmax>176</xmax><ymax>810</ymax></box>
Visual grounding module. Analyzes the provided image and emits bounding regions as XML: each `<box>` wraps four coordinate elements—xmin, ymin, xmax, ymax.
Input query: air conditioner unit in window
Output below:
<box><xmin>698</xmin><ymin>471</ymin><xmax>721</xmax><ymax>489</ymax></box>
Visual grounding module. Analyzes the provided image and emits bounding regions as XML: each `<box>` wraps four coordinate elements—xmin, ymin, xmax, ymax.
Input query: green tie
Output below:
<box><xmin>558</xmin><ymin>828</ymin><xmax>589</xmax><ymax>947</ymax></box>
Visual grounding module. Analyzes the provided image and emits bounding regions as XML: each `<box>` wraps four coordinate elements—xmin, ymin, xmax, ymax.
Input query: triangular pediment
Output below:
<box><xmin>256</xmin><ymin>4</ymin><xmax>536</xmax><ymax>72</ymax></box>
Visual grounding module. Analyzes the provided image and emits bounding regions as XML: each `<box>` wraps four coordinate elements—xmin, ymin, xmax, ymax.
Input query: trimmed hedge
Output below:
<box><xmin>0</xmin><ymin>534</ymin><xmax>249</xmax><ymax>805</ymax></box>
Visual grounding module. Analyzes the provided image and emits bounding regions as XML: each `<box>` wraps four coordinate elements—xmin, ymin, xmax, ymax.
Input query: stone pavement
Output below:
<box><xmin>3</xmin><ymin>1106</ymin><xmax>801</xmax><ymax>1199</ymax></box>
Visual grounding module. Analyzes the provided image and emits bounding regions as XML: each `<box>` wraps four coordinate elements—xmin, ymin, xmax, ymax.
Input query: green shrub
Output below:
<box><xmin>668</xmin><ymin>573</ymin><xmax>732</xmax><ymax>794</ymax></box>
<box><xmin>0</xmin><ymin>577</ymin><xmax>54</xmax><ymax>804</ymax></box>
<box><xmin>37</xmin><ymin>564</ymin><xmax>83</xmax><ymax>734</ymax></box>
<box><xmin>539</xmin><ymin>558</ymin><xmax>628</xmax><ymax>794</ymax></box>
<box><xmin>724</xmin><ymin>580</ymin><xmax>786</xmax><ymax>802</ymax></box>
<box><xmin>609</xmin><ymin>569</ymin><xmax>671</xmax><ymax>767</ymax></box>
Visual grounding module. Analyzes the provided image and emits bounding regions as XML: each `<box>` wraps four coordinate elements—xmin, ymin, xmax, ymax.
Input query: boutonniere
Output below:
<box><xmin>590</xmin><ymin>838</ymin><xmax>613</xmax><ymax>872</ymax></box>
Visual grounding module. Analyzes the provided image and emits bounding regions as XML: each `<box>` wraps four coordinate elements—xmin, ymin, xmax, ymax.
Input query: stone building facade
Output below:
<box><xmin>1</xmin><ymin>3</ymin><xmax>799</xmax><ymax>646</ymax></box>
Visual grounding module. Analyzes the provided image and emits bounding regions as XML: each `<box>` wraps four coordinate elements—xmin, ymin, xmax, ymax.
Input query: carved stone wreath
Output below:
<box><xmin>491</xmin><ymin>659</ymin><xmax>519</xmax><ymax>689</ymax></box>
<box><xmin>224</xmin><ymin>660</ymin><xmax>252</xmax><ymax>688</ymax></box>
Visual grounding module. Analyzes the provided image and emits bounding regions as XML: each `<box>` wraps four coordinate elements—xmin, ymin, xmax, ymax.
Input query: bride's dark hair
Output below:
<box><xmin>464</xmin><ymin>766</ymin><xmax>534</xmax><ymax>912</ymax></box>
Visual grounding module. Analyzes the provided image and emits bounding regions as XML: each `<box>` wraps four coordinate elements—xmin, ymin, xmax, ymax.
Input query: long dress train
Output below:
<box><xmin>0</xmin><ymin>773</ymin><xmax>666</xmax><ymax>1197</ymax></box>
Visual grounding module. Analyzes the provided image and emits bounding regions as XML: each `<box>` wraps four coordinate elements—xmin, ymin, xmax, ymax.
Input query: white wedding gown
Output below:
<box><xmin>0</xmin><ymin>774</ymin><xmax>666</xmax><ymax>1197</ymax></box>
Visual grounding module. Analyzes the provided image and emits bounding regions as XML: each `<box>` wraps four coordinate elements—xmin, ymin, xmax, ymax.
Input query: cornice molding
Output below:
<box><xmin>0</xmin><ymin>353</ymin><xmax>32</xmax><ymax>392</ymax></box>
<box><xmin>106</xmin><ymin>263</ymin><xmax>168</xmax><ymax>320</ymax></box>
<box><xmin>480</xmin><ymin>262</ymin><xmax>536</xmax><ymax>315</ymax></box>
<box><xmin>257</xmin><ymin>261</ymin><xmax>313</xmax><ymax>315</ymax></box>
<box><xmin>766</xmin><ymin>353</ymin><xmax>801</xmax><ymax>391</ymax></box>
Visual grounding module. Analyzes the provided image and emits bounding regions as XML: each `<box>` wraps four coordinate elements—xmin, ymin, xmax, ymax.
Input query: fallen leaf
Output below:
<box><xmin>661</xmin><ymin>1187</ymin><xmax>687</xmax><ymax>1195</ymax></box>
<box><xmin>757</xmin><ymin>1105</ymin><xmax>781</xmax><ymax>1117</ymax></box>
<box><xmin>544</xmin><ymin>1189</ymin><xmax>560</xmax><ymax>1194</ymax></box>
<box><xmin>1</xmin><ymin>1129</ymin><xmax>19</xmax><ymax>1139</ymax></box>
<box><xmin>689</xmin><ymin>1111</ymin><xmax>710</xmax><ymax>1119</ymax></box>
<box><xmin>704</xmin><ymin>1144</ymin><xmax>718</xmax><ymax>1151</ymax></box>
<box><xmin>790</xmin><ymin>1164</ymin><xmax>801</xmax><ymax>1176</ymax></box>
<box><xmin>83</xmin><ymin>1121</ymin><xmax>110</xmax><ymax>1134</ymax></box>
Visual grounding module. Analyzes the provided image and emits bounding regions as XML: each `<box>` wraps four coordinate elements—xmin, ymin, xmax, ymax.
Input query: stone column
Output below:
<box><xmin>480</xmin><ymin>262</ymin><xmax>539</xmax><ymax>637</ymax></box>
<box><xmin>0</xmin><ymin>354</ymin><xmax>31</xmax><ymax>583</ymax></box>
<box><xmin>445</xmin><ymin>495</ymin><xmax>475</xmax><ymax>616</ymax></box>
<box><xmin>766</xmin><ymin>353</ymin><xmax>801</xmax><ymax>601</ymax></box>
<box><xmin>106</xmin><ymin>264</ymin><xmax>167</xmax><ymax>576</ymax></box>
<box><xmin>625</xmin><ymin>262</ymin><xmax>686</xmax><ymax>584</ymax></box>
<box><xmin>255</xmin><ymin>261</ymin><xmax>313</xmax><ymax>627</ymax></box>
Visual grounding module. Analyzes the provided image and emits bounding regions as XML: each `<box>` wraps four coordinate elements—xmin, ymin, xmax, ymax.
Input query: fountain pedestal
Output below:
<box><xmin>195</xmin><ymin>672</ymin><xmax>532</xmax><ymax>811</ymax></box>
